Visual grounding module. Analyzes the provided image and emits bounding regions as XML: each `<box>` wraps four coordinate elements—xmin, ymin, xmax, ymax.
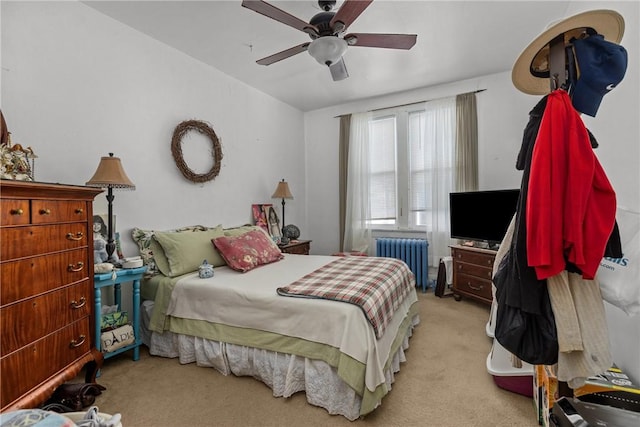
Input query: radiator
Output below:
<box><xmin>375</xmin><ymin>238</ymin><xmax>429</xmax><ymax>292</ymax></box>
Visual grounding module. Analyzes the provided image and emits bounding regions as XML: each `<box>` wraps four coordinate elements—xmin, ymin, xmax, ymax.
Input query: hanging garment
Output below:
<box><xmin>526</xmin><ymin>90</ymin><xmax>617</xmax><ymax>280</ymax></box>
<box><xmin>493</xmin><ymin>212</ymin><xmax>559</xmax><ymax>365</ymax></box>
<box><xmin>547</xmin><ymin>271</ymin><xmax>612</xmax><ymax>388</ymax></box>
<box><xmin>493</xmin><ymin>95</ymin><xmax>558</xmax><ymax>365</ymax></box>
<box><xmin>493</xmin><ymin>92</ymin><xmax>620</xmax><ymax>366</ymax></box>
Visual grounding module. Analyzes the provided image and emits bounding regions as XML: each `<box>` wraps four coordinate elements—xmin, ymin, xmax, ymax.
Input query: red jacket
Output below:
<box><xmin>526</xmin><ymin>90</ymin><xmax>616</xmax><ymax>280</ymax></box>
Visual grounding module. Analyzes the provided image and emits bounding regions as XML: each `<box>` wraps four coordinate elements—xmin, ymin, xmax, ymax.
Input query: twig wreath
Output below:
<box><xmin>171</xmin><ymin>120</ymin><xmax>223</xmax><ymax>183</ymax></box>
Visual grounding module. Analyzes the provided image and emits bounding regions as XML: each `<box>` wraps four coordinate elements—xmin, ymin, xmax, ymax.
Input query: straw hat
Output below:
<box><xmin>512</xmin><ymin>9</ymin><xmax>624</xmax><ymax>95</ymax></box>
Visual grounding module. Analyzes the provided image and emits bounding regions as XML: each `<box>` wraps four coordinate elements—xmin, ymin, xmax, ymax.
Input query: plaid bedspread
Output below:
<box><xmin>276</xmin><ymin>256</ymin><xmax>416</xmax><ymax>338</ymax></box>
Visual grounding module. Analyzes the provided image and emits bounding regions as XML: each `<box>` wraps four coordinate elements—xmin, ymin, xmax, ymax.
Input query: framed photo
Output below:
<box><xmin>115</xmin><ymin>231</ymin><xmax>124</xmax><ymax>260</ymax></box>
<box><xmin>92</xmin><ymin>214</ymin><xmax>110</xmax><ymax>242</ymax></box>
<box><xmin>251</xmin><ymin>204</ymin><xmax>281</xmax><ymax>241</ymax></box>
<box><xmin>252</xmin><ymin>204</ymin><xmax>271</xmax><ymax>235</ymax></box>
<box><xmin>264</xmin><ymin>205</ymin><xmax>282</xmax><ymax>240</ymax></box>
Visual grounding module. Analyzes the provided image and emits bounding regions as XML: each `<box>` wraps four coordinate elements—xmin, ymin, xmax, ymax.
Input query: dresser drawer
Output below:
<box><xmin>283</xmin><ymin>244</ymin><xmax>309</xmax><ymax>255</ymax></box>
<box><xmin>1</xmin><ymin>282</ymin><xmax>91</xmax><ymax>354</ymax></box>
<box><xmin>0</xmin><ymin>199</ymin><xmax>30</xmax><ymax>226</ymax></box>
<box><xmin>455</xmin><ymin>272</ymin><xmax>493</xmax><ymax>301</ymax></box>
<box><xmin>31</xmin><ymin>200</ymin><xmax>88</xmax><ymax>224</ymax></box>
<box><xmin>0</xmin><ymin>248</ymin><xmax>89</xmax><ymax>305</ymax></box>
<box><xmin>453</xmin><ymin>248</ymin><xmax>495</xmax><ymax>267</ymax></box>
<box><xmin>456</xmin><ymin>261</ymin><xmax>493</xmax><ymax>280</ymax></box>
<box><xmin>0</xmin><ymin>318</ymin><xmax>92</xmax><ymax>408</ymax></box>
<box><xmin>0</xmin><ymin>223</ymin><xmax>88</xmax><ymax>259</ymax></box>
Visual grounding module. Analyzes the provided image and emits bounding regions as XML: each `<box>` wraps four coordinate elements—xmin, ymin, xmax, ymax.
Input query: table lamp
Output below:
<box><xmin>271</xmin><ymin>179</ymin><xmax>293</xmax><ymax>241</ymax></box>
<box><xmin>86</xmin><ymin>153</ymin><xmax>135</xmax><ymax>262</ymax></box>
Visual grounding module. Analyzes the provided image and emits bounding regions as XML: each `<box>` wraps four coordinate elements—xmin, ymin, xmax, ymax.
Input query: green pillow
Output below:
<box><xmin>153</xmin><ymin>225</ymin><xmax>226</xmax><ymax>277</ymax></box>
<box><xmin>148</xmin><ymin>237</ymin><xmax>171</xmax><ymax>277</ymax></box>
<box><xmin>131</xmin><ymin>225</ymin><xmax>208</xmax><ymax>277</ymax></box>
<box><xmin>224</xmin><ymin>224</ymin><xmax>265</xmax><ymax>237</ymax></box>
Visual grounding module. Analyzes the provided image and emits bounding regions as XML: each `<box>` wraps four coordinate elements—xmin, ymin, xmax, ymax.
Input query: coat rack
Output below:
<box><xmin>548</xmin><ymin>34</ymin><xmax>568</xmax><ymax>90</ymax></box>
<box><xmin>546</xmin><ymin>32</ymin><xmax>574</xmax><ymax>400</ymax></box>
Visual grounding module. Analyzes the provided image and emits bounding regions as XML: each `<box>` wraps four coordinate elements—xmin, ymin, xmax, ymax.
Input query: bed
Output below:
<box><xmin>132</xmin><ymin>225</ymin><xmax>420</xmax><ymax>420</ymax></box>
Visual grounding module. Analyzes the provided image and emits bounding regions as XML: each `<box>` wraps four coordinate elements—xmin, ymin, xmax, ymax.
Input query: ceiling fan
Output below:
<box><xmin>241</xmin><ymin>0</ymin><xmax>417</xmax><ymax>81</ymax></box>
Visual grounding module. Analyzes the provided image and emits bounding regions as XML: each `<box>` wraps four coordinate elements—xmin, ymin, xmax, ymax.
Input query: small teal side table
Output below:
<box><xmin>94</xmin><ymin>266</ymin><xmax>146</xmax><ymax>361</ymax></box>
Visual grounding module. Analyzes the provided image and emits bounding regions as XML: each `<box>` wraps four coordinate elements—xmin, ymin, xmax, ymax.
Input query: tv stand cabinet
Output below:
<box><xmin>450</xmin><ymin>245</ymin><xmax>496</xmax><ymax>306</ymax></box>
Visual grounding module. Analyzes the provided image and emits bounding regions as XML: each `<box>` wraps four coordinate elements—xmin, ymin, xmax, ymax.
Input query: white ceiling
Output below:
<box><xmin>83</xmin><ymin>0</ymin><xmax>572</xmax><ymax>112</ymax></box>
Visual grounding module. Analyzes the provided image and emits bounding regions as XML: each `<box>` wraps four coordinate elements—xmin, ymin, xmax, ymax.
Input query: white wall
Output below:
<box><xmin>304</xmin><ymin>1</ymin><xmax>640</xmax><ymax>382</ymax></box>
<box><xmin>1</xmin><ymin>1</ymin><xmax>306</xmax><ymax>260</ymax></box>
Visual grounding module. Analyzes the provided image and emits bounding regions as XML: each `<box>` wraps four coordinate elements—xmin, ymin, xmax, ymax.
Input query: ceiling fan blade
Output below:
<box><xmin>330</xmin><ymin>0</ymin><xmax>373</xmax><ymax>33</ymax></box>
<box><xmin>345</xmin><ymin>33</ymin><xmax>417</xmax><ymax>49</ymax></box>
<box><xmin>256</xmin><ymin>42</ymin><xmax>310</xmax><ymax>66</ymax></box>
<box><xmin>242</xmin><ymin>0</ymin><xmax>317</xmax><ymax>34</ymax></box>
<box><xmin>329</xmin><ymin>58</ymin><xmax>349</xmax><ymax>81</ymax></box>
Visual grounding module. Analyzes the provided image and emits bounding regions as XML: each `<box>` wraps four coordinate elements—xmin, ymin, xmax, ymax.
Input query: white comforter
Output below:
<box><xmin>166</xmin><ymin>254</ymin><xmax>418</xmax><ymax>392</ymax></box>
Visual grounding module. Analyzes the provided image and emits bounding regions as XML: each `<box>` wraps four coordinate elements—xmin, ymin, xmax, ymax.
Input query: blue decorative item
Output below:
<box><xmin>198</xmin><ymin>260</ymin><xmax>214</xmax><ymax>279</ymax></box>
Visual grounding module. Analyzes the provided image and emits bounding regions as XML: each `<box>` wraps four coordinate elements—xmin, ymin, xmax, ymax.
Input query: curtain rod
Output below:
<box><xmin>335</xmin><ymin>89</ymin><xmax>487</xmax><ymax>118</ymax></box>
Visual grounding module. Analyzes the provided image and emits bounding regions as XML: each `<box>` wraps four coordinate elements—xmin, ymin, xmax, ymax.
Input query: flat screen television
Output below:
<box><xmin>449</xmin><ymin>189</ymin><xmax>520</xmax><ymax>246</ymax></box>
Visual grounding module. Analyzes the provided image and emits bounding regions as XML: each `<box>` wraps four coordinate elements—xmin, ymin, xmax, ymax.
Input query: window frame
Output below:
<box><xmin>368</xmin><ymin>102</ymin><xmax>428</xmax><ymax>232</ymax></box>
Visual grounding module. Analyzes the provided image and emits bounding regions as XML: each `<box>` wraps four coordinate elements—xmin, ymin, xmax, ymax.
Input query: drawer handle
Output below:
<box><xmin>39</xmin><ymin>208</ymin><xmax>51</xmax><ymax>215</ymax></box>
<box><xmin>10</xmin><ymin>208</ymin><xmax>24</xmax><ymax>216</ymax></box>
<box><xmin>69</xmin><ymin>335</ymin><xmax>86</xmax><ymax>349</ymax></box>
<box><xmin>66</xmin><ymin>232</ymin><xmax>84</xmax><ymax>241</ymax></box>
<box><xmin>75</xmin><ymin>208</ymin><xmax>84</xmax><ymax>214</ymax></box>
<box><xmin>70</xmin><ymin>296</ymin><xmax>86</xmax><ymax>309</ymax></box>
<box><xmin>67</xmin><ymin>262</ymin><xmax>85</xmax><ymax>272</ymax></box>
<box><xmin>467</xmin><ymin>282</ymin><xmax>484</xmax><ymax>291</ymax></box>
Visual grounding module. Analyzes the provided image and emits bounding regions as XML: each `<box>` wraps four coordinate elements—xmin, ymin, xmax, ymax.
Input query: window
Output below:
<box><xmin>368</xmin><ymin>100</ymin><xmax>456</xmax><ymax>231</ymax></box>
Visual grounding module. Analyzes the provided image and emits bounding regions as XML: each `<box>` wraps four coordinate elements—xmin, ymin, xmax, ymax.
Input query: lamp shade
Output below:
<box><xmin>271</xmin><ymin>179</ymin><xmax>293</xmax><ymax>199</ymax></box>
<box><xmin>308</xmin><ymin>36</ymin><xmax>348</xmax><ymax>66</ymax></box>
<box><xmin>86</xmin><ymin>153</ymin><xmax>135</xmax><ymax>189</ymax></box>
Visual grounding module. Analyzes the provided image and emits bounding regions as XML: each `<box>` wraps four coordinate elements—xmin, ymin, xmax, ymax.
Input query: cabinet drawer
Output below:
<box><xmin>1</xmin><ymin>248</ymin><xmax>89</xmax><ymax>305</ymax></box>
<box><xmin>456</xmin><ymin>262</ymin><xmax>493</xmax><ymax>280</ymax></box>
<box><xmin>283</xmin><ymin>244</ymin><xmax>309</xmax><ymax>255</ymax></box>
<box><xmin>454</xmin><ymin>272</ymin><xmax>493</xmax><ymax>301</ymax></box>
<box><xmin>452</xmin><ymin>248</ymin><xmax>495</xmax><ymax>267</ymax></box>
<box><xmin>31</xmin><ymin>200</ymin><xmax>88</xmax><ymax>224</ymax></box>
<box><xmin>1</xmin><ymin>282</ymin><xmax>91</xmax><ymax>354</ymax></box>
<box><xmin>0</xmin><ymin>318</ymin><xmax>91</xmax><ymax>408</ymax></box>
<box><xmin>0</xmin><ymin>199</ymin><xmax>30</xmax><ymax>226</ymax></box>
<box><xmin>0</xmin><ymin>223</ymin><xmax>88</xmax><ymax>259</ymax></box>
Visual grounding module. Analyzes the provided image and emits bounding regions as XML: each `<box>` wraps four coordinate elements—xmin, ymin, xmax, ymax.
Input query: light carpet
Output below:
<box><xmin>87</xmin><ymin>292</ymin><xmax>538</xmax><ymax>426</ymax></box>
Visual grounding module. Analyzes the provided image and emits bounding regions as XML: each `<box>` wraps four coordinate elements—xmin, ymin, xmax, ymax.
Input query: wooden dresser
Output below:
<box><xmin>450</xmin><ymin>245</ymin><xmax>496</xmax><ymax>306</ymax></box>
<box><xmin>0</xmin><ymin>180</ymin><xmax>104</xmax><ymax>411</ymax></box>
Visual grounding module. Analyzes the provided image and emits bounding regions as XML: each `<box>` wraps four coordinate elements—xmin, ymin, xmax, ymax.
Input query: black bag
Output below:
<box><xmin>434</xmin><ymin>258</ymin><xmax>449</xmax><ymax>297</ymax></box>
<box><xmin>493</xmin><ymin>249</ymin><xmax>558</xmax><ymax>365</ymax></box>
<box><xmin>43</xmin><ymin>382</ymin><xmax>106</xmax><ymax>412</ymax></box>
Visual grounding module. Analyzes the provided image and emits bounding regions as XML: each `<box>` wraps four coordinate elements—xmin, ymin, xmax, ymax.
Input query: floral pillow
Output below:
<box><xmin>212</xmin><ymin>229</ymin><xmax>283</xmax><ymax>273</ymax></box>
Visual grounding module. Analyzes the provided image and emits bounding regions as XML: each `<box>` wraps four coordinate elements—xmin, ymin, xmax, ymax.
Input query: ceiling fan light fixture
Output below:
<box><xmin>308</xmin><ymin>36</ymin><xmax>347</xmax><ymax>66</ymax></box>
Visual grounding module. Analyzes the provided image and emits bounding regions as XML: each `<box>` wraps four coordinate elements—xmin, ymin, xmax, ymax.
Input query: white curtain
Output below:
<box><xmin>422</xmin><ymin>97</ymin><xmax>456</xmax><ymax>266</ymax></box>
<box><xmin>343</xmin><ymin>111</ymin><xmax>373</xmax><ymax>254</ymax></box>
